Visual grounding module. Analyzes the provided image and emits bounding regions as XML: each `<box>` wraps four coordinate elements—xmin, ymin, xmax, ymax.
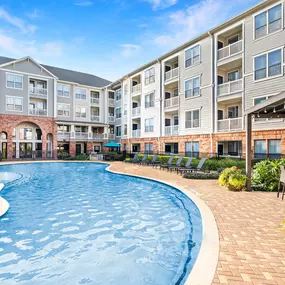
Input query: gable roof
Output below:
<box><xmin>0</xmin><ymin>56</ymin><xmax>111</xmax><ymax>88</ymax></box>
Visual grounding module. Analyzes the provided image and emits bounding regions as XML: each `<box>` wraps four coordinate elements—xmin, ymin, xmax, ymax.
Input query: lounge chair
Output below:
<box><xmin>127</xmin><ymin>153</ymin><xmax>139</xmax><ymax>163</ymax></box>
<box><xmin>157</xmin><ymin>155</ymin><xmax>175</xmax><ymax>170</ymax></box>
<box><xmin>137</xmin><ymin>154</ymin><xmax>148</xmax><ymax>164</ymax></box>
<box><xmin>141</xmin><ymin>154</ymin><xmax>158</xmax><ymax>166</ymax></box>
<box><xmin>179</xmin><ymin>158</ymin><xmax>207</xmax><ymax>175</ymax></box>
<box><xmin>166</xmin><ymin>156</ymin><xmax>184</xmax><ymax>172</ymax></box>
<box><xmin>277</xmin><ymin>165</ymin><xmax>285</xmax><ymax>200</ymax></box>
<box><xmin>173</xmin><ymin>157</ymin><xmax>194</xmax><ymax>173</ymax></box>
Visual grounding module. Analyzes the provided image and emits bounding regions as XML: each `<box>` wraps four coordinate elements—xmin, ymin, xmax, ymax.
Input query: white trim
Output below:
<box><xmin>57</xmin><ymin>103</ymin><xmax>71</xmax><ymax>118</ymax></box>
<box><xmin>74</xmin><ymin>87</ymin><xmax>87</xmax><ymax>101</ymax></box>
<box><xmin>74</xmin><ymin>105</ymin><xmax>87</xmax><ymax>119</ymax></box>
<box><xmin>184</xmin><ymin>108</ymin><xmax>201</xmax><ymax>129</ymax></box>
<box><xmin>227</xmin><ymin>33</ymin><xmax>239</xmax><ymax>45</ymax></box>
<box><xmin>5</xmin><ymin>72</ymin><xmax>24</xmax><ymax>90</ymax></box>
<box><xmin>215</xmin><ymin>19</ymin><xmax>244</xmax><ymax>36</ymax></box>
<box><xmin>5</xmin><ymin>95</ymin><xmax>23</xmax><ymax>112</ymax></box>
<box><xmin>57</xmin><ymin>83</ymin><xmax>71</xmax><ymax>98</ymax></box>
<box><xmin>184</xmin><ymin>75</ymin><xmax>201</xmax><ymax>99</ymax></box>
<box><xmin>184</xmin><ymin>43</ymin><xmax>201</xmax><ymax>69</ymax></box>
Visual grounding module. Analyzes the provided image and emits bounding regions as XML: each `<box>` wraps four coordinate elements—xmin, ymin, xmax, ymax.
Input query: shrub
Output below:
<box><xmin>66</xmin><ymin>154</ymin><xmax>90</xmax><ymax>160</ymax></box>
<box><xmin>218</xmin><ymin>166</ymin><xmax>246</xmax><ymax>191</ymax></box>
<box><xmin>57</xmin><ymin>151</ymin><xmax>70</xmax><ymax>160</ymax></box>
<box><xmin>252</xmin><ymin>159</ymin><xmax>285</xmax><ymax>192</ymax></box>
<box><xmin>183</xmin><ymin>172</ymin><xmax>219</xmax><ymax>180</ymax></box>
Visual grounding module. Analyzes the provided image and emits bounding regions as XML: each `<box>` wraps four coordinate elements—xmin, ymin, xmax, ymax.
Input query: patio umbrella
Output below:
<box><xmin>104</xmin><ymin>142</ymin><xmax>121</xmax><ymax>148</ymax></box>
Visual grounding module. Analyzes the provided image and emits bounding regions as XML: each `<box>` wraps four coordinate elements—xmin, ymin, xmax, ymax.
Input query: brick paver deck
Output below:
<box><xmin>109</xmin><ymin>162</ymin><xmax>285</xmax><ymax>285</ymax></box>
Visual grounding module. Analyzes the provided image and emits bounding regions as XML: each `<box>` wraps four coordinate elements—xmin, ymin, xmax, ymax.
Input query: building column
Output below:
<box><xmin>246</xmin><ymin>114</ymin><xmax>252</xmax><ymax>191</ymax></box>
<box><xmin>88</xmin><ymin>125</ymin><xmax>93</xmax><ymax>140</ymax></box>
<box><xmin>42</xmin><ymin>133</ymin><xmax>47</xmax><ymax>159</ymax></box>
<box><xmin>70</xmin><ymin>125</ymin><xmax>75</xmax><ymax>139</ymax></box>
<box><xmin>87</xmin><ymin>142</ymin><xmax>93</xmax><ymax>154</ymax></box>
<box><xmin>7</xmin><ymin>132</ymin><xmax>13</xmax><ymax>160</ymax></box>
<box><xmin>69</xmin><ymin>141</ymin><xmax>76</xmax><ymax>157</ymax></box>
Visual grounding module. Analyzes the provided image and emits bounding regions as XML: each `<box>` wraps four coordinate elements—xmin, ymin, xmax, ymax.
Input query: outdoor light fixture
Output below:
<box><xmin>264</xmin><ymin>108</ymin><xmax>267</xmax><ymax>113</ymax></box>
<box><xmin>257</xmin><ymin>113</ymin><xmax>260</xmax><ymax>118</ymax></box>
<box><xmin>273</xmin><ymin>107</ymin><xmax>276</xmax><ymax>113</ymax></box>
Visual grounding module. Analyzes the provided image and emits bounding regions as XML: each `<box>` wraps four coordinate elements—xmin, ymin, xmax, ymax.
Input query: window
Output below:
<box><xmin>116</xmin><ymin>126</ymin><xmax>121</xmax><ymax>137</ymax></box>
<box><xmin>19</xmin><ymin>128</ymin><xmax>33</xmax><ymax>140</ymax></box>
<box><xmin>57</xmin><ymin>84</ymin><xmax>70</xmax><ymax>97</ymax></box>
<box><xmin>268</xmin><ymin>139</ymin><xmax>281</xmax><ymax>159</ymax></box>
<box><xmin>145</xmin><ymin>143</ymin><xmax>153</xmax><ymax>154</ymax></box>
<box><xmin>6</xmin><ymin>96</ymin><xmax>23</xmax><ymax>111</ymax></box>
<box><xmin>228</xmin><ymin>71</ymin><xmax>239</xmax><ymax>81</ymax></box>
<box><xmin>185</xmin><ymin>110</ymin><xmax>200</xmax><ymax>128</ymax></box>
<box><xmin>145</xmin><ymin>118</ymin><xmax>154</xmax><ymax>132</ymax></box>
<box><xmin>115</xmin><ymin>89</ymin><xmax>121</xmax><ymax>101</ymax></box>
<box><xmin>123</xmin><ymin>144</ymin><xmax>127</xmax><ymax>151</ymax></box>
<box><xmin>75</xmin><ymin>106</ymin><xmax>87</xmax><ymax>118</ymax></box>
<box><xmin>124</xmin><ymin>124</ymin><xmax>127</xmax><ymax>136</ymax></box>
<box><xmin>254</xmin><ymin>140</ymin><xmax>266</xmax><ymax>159</ymax></box>
<box><xmin>75</xmin><ymin>88</ymin><xmax>86</xmax><ymax>100</ymax></box>
<box><xmin>228</xmin><ymin>141</ymin><xmax>241</xmax><ymax>156</ymax></box>
<box><xmin>254</xmin><ymin>48</ymin><xmax>282</xmax><ymax>80</ymax></box>
<box><xmin>116</xmin><ymin>107</ymin><xmax>122</xmax><ymax>119</ymax></box>
<box><xmin>228</xmin><ymin>106</ymin><xmax>239</xmax><ymax>118</ymax></box>
<box><xmin>6</xmin><ymin>73</ymin><xmax>23</xmax><ymax>89</ymax></box>
<box><xmin>185</xmin><ymin>77</ymin><xmax>200</xmax><ymax>98</ymax></box>
<box><xmin>145</xmin><ymin>92</ymin><xmax>154</xmax><ymax>108</ymax></box>
<box><xmin>228</xmin><ymin>35</ymin><xmax>239</xmax><ymax>45</ymax></box>
<box><xmin>254</xmin><ymin>4</ymin><xmax>282</xmax><ymax>39</ymax></box>
<box><xmin>57</xmin><ymin>104</ymin><xmax>70</xmax><ymax>117</ymax></box>
<box><xmin>185</xmin><ymin>142</ymin><xmax>199</xmax><ymax>158</ymax></box>
<box><xmin>185</xmin><ymin>45</ymin><xmax>200</xmax><ymax>68</ymax></box>
<box><xmin>90</xmin><ymin>91</ymin><xmax>100</xmax><ymax>104</ymax></box>
<box><xmin>145</xmin><ymin>67</ymin><xmax>155</xmax><ymax>84</ymax></box>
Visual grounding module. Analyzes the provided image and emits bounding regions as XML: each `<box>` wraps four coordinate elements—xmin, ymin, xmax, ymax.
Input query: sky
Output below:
<box><xmin>0</xmin><ymin>0</ymin><xmax>261</xmax><ymax>81</ymax></box>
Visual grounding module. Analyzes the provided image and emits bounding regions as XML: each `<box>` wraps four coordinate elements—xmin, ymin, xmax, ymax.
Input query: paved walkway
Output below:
<box><xmin>109</xmin><ymin>162</ymin><xmax>285</xmax><ymax>285</ymax></box>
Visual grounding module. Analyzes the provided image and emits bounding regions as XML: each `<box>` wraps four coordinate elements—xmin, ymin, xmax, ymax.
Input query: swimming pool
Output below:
<box><xmin>0</xmin><ymin>162</ymin><xmax>202</xmax><ymax>285</ymax></box>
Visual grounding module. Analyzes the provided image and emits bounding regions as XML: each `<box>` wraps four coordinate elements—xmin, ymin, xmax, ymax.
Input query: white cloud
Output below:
<box><xmin>143</xmin><ymin>0</ymin><xmax>178</xmax><ymax>10</ymax></box>
<box><xmin>139</xmin><ymin>23</ymin><xmax>149</xmax><ymax>28</ymax></box>
<box><xmin>119</xmin><ymin>44</ymin><xmax>142</xmax><ymax>58</ymax></box>
<box><xmin>41</xmin><ymin>42</ymin><xmax>63</xmax><ymax>56</ymax></box>
<box><xmin>73</xmin><ymin>1</ymin><xmax>94</xmax><ymax>7</ymax></box>
<box><xmin>26</xmin><ymin>9</ymin><xmax>40</xmax><ymax>20</ymax></box>
<box><xmin>0</xmin><ymin>7</ymin><xmax>37</xmax><ymax>35</ymax></box>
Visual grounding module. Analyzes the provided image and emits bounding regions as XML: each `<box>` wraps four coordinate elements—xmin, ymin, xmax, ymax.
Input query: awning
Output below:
<box><xmin>104</xmin><ymin>142</ymin><xmax>121</xmax><ymax>148</ymax></box>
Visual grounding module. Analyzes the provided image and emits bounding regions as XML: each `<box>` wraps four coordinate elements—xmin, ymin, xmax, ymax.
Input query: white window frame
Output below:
<box><xmin>57</xmin><ymin>103</ymin><xmax>70</xmax><ymax>117</ymax></box>
<box><xmin>184</xmin><ymin>44</ymin><xmax>201</xmax><ymax>68</ymax></box>
<box><xmin>75</xmin><ymin>106</ymin><xmax>87</xmax><ymax>118</ymax></box>
<box><xmin>184</xmin><ymin>75</ymin><xmax>201</xmax><ymax>99</ymax></box>
<box><xmin>253</xmin><ymin>2</ymin><xmax>284</xmax><ymax>41</ymax></box>
<box><xmin>145</xmin><ymin>118</ymin><xmax>154</xmax><ymax>132</ymax></box>
<box><xmin>115</xmin><ymin>89</ymin><xmax>122</xmax><ymax>101</ymax></box>
<box><xmin>57</xmin><ymin>84</ymin><xmax>70</xmax><ymax>98</ymax></box>
<box><xmin>116</xmin><ymin>125</ymin><xmax>121</xmax><ymax>137</ymax></box>
<box><xmin>145</xmin><ymin>92</ymin><xmax>155</xmax><ymax>108</ymax></box>
<box><xmin>115</xmin><ymin>107</ymin><xmax>122</xmax><ymax>119</ymax></box>
<box><xmin>145</xmin><ymin>67</ymin><xmax>155</xmax><ymax>85</ymax></box>
<box><xmin>6</xmin><ymin>73</ymin><xmax>23</xmax><ymax>90</ymax></box>
<box><xmin>75</xmin><ymin>88</ymin><xmax>87</xmax><ymax>100</ymax></box>
<box><xmin>5</xmin><ymin>95</ymin><xmax>23</xmax><ymax>112</ymax></box>
<box><xmin>253</xmin><ymin>46</ymin><xmax>284</xmax><ymax>82</ymax></box>
<box><xmin>185</xmin><ymin>109</ymin><xmax>200</xmax><ymax>129</ymax></box>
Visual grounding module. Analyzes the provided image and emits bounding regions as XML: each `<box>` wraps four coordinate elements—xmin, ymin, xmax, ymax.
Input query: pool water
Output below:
<box><xmin>0</xmin><ymin>163</ymin><xmax>202</xmax><ymax>285</ymax></box>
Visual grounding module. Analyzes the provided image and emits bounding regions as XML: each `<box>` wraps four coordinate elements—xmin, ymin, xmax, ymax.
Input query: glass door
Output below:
<box><xmin>1</xmin><ymin>143</ymin><xmax>7</xmax><ymax>159</ymax></box>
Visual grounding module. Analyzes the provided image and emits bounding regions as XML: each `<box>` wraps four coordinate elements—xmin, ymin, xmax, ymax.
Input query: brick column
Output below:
<box><xmin>42</xmin><ymin>133</ymin><xmax>47</xmax><ymax>159</ymax></box>
<box><xmin>7</xmin><ymin>131</ymin><xmax>13</xmax><ymax>160</ymax></box>
<box><xmin>69</xmin><ymin>141</ymin><xmax>76</xmax><ymax>157</ymax></box>
<box><xmin>87</xmin><ymin>142</ymin><xmax>93</xmax><ymax>154</ymax></box>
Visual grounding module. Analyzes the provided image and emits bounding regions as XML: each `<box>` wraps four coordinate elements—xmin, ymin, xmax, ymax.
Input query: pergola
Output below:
<box><xmin>245</xmin><ymin>91</ymin><xmax>285</xmax><ymax>191</ymax></box>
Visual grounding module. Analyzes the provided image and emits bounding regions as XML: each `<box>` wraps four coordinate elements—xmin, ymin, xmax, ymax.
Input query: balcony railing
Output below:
<box><xmin>29</xmin><ymin>108</ymin><xmax>47</xmax><ymax>116</ymax></box>
<box><xmin>217</xmin><ymin>40</ymin><xmax>243</xmax><ymax>61</ymax></box>
<box><xmin>132</xmin><ymin>107</ymin><xmax>141</xmax><ymax>117</ymax></box>
<box><xmin>165</xmin><ymin>125</ymin><xmax>179</xmax><ymax>136</ymax></box>
<box><xmin>93</xmin><ymin>134</ymin><xmax>104</xmax><ymax>140</ymax></box>
<box><xmin>90</xmin><ymin>98</ymin><xmax>100</xmax><ymax>105</ymax></box>
<box><xmin>164</xmin><ymin>96</ymin><xmax>179</xmax><ymax>108</ymax></box>
<box><xmin>105</xmin><ymin>133</ymin><xmax>115</xmax><ymax>140</ymax></box>
<box><xmin>91</xmin><ymin>115</ymin><xmax>100</xmax><ymax>122</ymax></box>
<box><xmin>132</xmin><ymin>83</ymin><xmax>141</xmax><ymax>94</ymax></box>
<box><xmin>108</xmin><ymin>98</ymin><xmax>115</xmax><ymax>105</ymax></box>
<box><xmin>108</xmin><ymin>116</ymin><xmax>115</xmax><ymax>123</ymax></box>
<box><xmin>75</xmin><ymin>132</ymin><xmax>89</xmax><ymax>139</ymax></box>
<box><xmin>217</xmin><ymin>79</ymin><xmax>243</xmax><ymax>97</ymax></box>
<box><xmin>165</xmin><ymin>67</ymin><xmax>179</xmax><ymax>81</ymax></box>
<box><xmin>132</xmin><ymin>129</ymin><xmax>141</xmax><ymax>138</ymax></box>
<box><xmin>57</xmin><ymin>132</ymin><xmax>71</xmax><ymax>141</ymax></box>
<box><xmin>29</xmin><ymin>86</ymin><xmax>48</xmax><ymax>97</ymax></box>
<box><xmin>217</xmin><ymin>117</ymin><xmax>243</xmax><ymax>132</ymax></box>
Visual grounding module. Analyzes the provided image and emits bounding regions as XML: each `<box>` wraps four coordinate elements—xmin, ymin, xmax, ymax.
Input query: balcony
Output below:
<box><xmin>90</xmin><ymin>98</ymin><xmax>100</xmax><ymax>105</ymax></box>
<box><xmin>108</xmin><ymin>98</ymin><xmax>115</xmax><ymax>106</ymax></box>
<box><xmin>165</xmin><ymin>125</ymin><xmax>179</xmax><ymax>136</ymax></box>
<box><xmin>217</xmin><ymin>79</ymin><xmax>243</xmax><ymax>97</ymax></box>
<box><xmin>108</xmin><ymin>116</ymin><xmax>115</xmax><ymax>123</ymax></box>
<box><xmin>104</xmin><ymin>133</ymin><xmax>115</xmax><ymax>140</ymax></box>
<box><xmin>132</xmin><ymin>130</ymin><xmax>141</xmax><ymax>138</ymax></box>
<box><xmin>75</xmin><ymin>132</ymin><xmax>89</xmax><ymax>139</ymax></box>
<box><xmin>29</xmin><ymin>108</ymin><xmax>47</xmax><ymax>116</ymax></box>
<box><xmin>93</xmin><ymin>134</ymin><xmax>104</xmax><ymax>140</ymax></box>
<box><xmin>165</xmin><ymin>97</ymin><xmax>179</xmax><ymax>109</ymax></box>
<box><xmin>165</xmin><ymin>67</ymin><xmax>179</xmax><ymax>82</ymax></box>
<box><xmin>217</xmin><ymin>40</ymin><xmax>243</xmax><ymax>61</ymax></box>
<box><xmin>91</xmin><ymin>115</ymin><xmax>100</xmax><ymax>122</ymax></box>
<box><xmin>57</xmin><ymin>132</ymin><xmax>70</xmax><ymax>141</ymax></box>
<box><xmin>132</xmin><ymin>83</ymin><xmax>141</xmax><ymax>94</ymax></box>
<box><xmin>29</xmin><ymin>86</ymin><xmax>48</xmax><ymax>98</ymax></box>
<box><xmin>217</xmin><ymin>117</ymin><xmax>243</xmax><ymax>132</ymax></box>
<box><xmin>132</xmin><ymin>107</ymin><xmax>141</xmax><ymax>117</ymax></box>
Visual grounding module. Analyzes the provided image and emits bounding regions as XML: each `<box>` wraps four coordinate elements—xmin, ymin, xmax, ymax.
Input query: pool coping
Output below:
<box><xmin>0</xmin><ymin>160</ymin><xmax>219</xmax><ymax>285</ymax></box>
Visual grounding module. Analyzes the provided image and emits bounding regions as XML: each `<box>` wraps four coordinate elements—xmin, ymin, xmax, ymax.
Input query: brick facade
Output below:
<box><xmin>0</xmin><ymin>114</ymin><xmax>57</xmax><ymax>160</ymax></box>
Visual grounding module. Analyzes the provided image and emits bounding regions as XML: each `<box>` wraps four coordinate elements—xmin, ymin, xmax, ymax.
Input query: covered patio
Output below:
<box><xmin>245</xmin><ymin>91</ymin><xmax>285</xmax><ymax>190</ymax></box>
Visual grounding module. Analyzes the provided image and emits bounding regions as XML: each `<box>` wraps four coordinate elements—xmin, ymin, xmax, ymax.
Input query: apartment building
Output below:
<box><xmin>112</xmin><ymin>0</ymin><xmax>285</xmax><ymax>158</ymax></box>
<box><xmin>0</xmin><ymin>56</ymin><xmax>113</xmax><ymax>160</ymax></box>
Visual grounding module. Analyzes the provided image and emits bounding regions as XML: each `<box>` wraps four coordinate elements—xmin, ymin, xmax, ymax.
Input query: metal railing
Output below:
<box><xmin>105</xmin><ymin>133</ymin><xmax>115</xmax><ymax>140</ymax></box>
<box><xmin>145</xmin><ymin>126</ymin><xmax>154</xmax><ymax>132</ymax></box>
<box><xmin>57</xmin><ymin>132</ymin><xmax>71</xmax><ymax>141</ymax></box>
<box><xmin>75</xmin><ymin>132</ymin><xmax>89</xmax><ymax>139</ymax></box>
<box><xmin>93</xmin><ymin>134</ymin><xmax>104</xmax><ymax>140</ymax></box>
<box><xmin>217</xmin><ymin>39</ymin><xmax>243</xmax><ymax>61</ymax></box>
<box><xmin>217</xmin><ymin>117</ymin><xmax>243</xmax><ymax>132</ymax></box>
<box><xmin>217</xmin><ymin>79</ymin><xmax>243</xmax><ymax>97</ymax></box>
<box><xmin>132</xmin><ymin>107</ymin><xmax>141</xmax><ymax>117</ymax></box>
<box><xmin>90</xmin><ymin>98</ymin><xmax>100</xmax><ymax>105</ymax></box>
<box><xmin>132</xmin><ymin>83</ymin><xmax>141</xmax><ymax>94</ymax></box>
<box><xmin>90</xmin><ymin>115</ymin><xmax>100</xmax><ymax>122</ymax></box>
<box><xmin>29</xmin><ymin>86</ymin><xmax>48</xmax><ymax>97</ymax></box>
<box><xmin>164</xmin><ymin>96</ymin><xmax>179</xmax><ymax>108</ymax></box>
<box><xmin>132</xmin><ymin>130</ymin><xmax>141</xmax><ymax>138</ymax></box>
<box><xmin>165</xmin><ymin>67</ymin><xmax>179</xmax><ymax>81</ymax></box>
<box><xmin>29</xmin><ymin>109</ymin><xmax>47</xmax><ymax>116</ymax></box>
<box><xmin>108</xmin><ymin>98</ymin><xmax>115</xmax><ymax>105</ymax></box>
<box><xmin>164</xmin><ymin>125</ymin><xmax>179</xmax><ymax>136</ymax></box>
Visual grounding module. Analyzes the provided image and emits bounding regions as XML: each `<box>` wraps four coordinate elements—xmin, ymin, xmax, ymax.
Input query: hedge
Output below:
<box><xmin>183</xmin><ymin>172</ymin><xmax>219</xmax><ymax>180</ymax></box>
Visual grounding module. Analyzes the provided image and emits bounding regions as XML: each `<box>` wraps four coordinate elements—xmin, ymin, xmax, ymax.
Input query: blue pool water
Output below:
<box><xmin>0</xmin><ymin>163</ymin><xmax>202</xmax><ymax>285</ymax></box>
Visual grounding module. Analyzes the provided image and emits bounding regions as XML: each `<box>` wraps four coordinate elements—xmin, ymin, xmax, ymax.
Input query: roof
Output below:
<box><xmin>0</xmin><ymin>56</ymin><xmax>111</xmax><ymax>88</ymax></box>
